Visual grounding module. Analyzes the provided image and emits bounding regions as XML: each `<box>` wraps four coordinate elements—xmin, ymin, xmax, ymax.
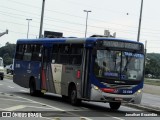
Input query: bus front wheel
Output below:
<box><xmin>109</xmin><ymin>102</ymin><xmax>121</xmax><ymax>110</ymax></box>
<box><xmin>69</xmin><ymin>86</ymin><xmax>81</xmax><ymax>105</ymax></box>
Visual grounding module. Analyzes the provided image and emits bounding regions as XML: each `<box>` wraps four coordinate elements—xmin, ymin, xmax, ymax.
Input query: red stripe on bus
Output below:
<box><xmin>101</xmin><ymin>88</ymin><xmax>116</xmax><ymax>93</ymax></box>
<box><xmin>41</xmin><ymin>68</ymin><xmax>46</xmax><ymax>90</ymax></box>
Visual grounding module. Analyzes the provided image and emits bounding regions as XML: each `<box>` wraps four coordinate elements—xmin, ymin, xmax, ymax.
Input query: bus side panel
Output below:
<box><xmin>49</xmin><ymin>64</ymin><xmax>62</xmax><ymax>94</ymax></box>
<box><xmin>13</xmin><ymin>61</ymin><xmax>29</xmax><ymax>88</ymax></box>
<box><xmin>61</xmin><ymin>65</ymin><xmax>82</xmax><ymax>98</ymax></box>
<box><xmin>13</xmin><ymin>60</ymin><xmax>41</xmax><ymax>89</ymax></box>
<box><xmin>30</xmin><ymin>61</ymin><xmax>42</xmax><ymax>90</ymax></box>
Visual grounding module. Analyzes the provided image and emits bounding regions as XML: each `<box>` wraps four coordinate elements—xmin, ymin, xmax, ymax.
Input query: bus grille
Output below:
<box><xmin>101</xmin><ymin>82</ymin><xmax>136</xmax><ymax>89</ymax></box>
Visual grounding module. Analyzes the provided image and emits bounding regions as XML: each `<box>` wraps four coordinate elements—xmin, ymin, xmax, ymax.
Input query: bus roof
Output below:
<box><xmin>16</xmin><ymin>37</ymin><xmax>143</xmax><ymax>45</ymax></box>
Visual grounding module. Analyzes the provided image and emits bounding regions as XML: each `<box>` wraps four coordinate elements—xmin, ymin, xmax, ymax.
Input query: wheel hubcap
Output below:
<box><xmin>71</xmin><ymin>90</ymin><xmax>76</xmax><ymax>102</ymax></box>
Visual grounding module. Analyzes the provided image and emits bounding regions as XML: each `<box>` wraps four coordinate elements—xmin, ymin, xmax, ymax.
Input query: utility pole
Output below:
<box><xmin>26</xmin><ymin>19</ymin><xmax>32</xmax><ymax>39</ymax></box>
<box><xmin>39</xmin><ymin>0</ymin><xmax>45</xmax><ymax>38</ymax></box>
<box><xmin>84</xmin><ymin>10</ymin><xmax>91</xmax><ymax>38</ymax></box>
<box><xmin>137</xmin><ymin>0</ymin><xmax>143</xmax><ymax>42</ymax></box>
<box><xmin>145</xmin><ymin>40</ymin><xmax>147</xmax><ymax>57</ymax></box>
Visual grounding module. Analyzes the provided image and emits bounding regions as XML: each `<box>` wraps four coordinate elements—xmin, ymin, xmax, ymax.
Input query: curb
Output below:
<box><xmin>124</xmin><ymin>103</ymin><xmax>160</xmax><ymax>115</ymax></box>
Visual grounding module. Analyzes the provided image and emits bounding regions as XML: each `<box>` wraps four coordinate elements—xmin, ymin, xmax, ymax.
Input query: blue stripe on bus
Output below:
<box><xmin>17</xmin><ymin>37</ymin><xmax>143</xmax><ymax>46</ymax></box>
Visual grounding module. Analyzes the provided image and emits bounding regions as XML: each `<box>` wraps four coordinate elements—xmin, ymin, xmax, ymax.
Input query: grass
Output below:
<box><xmin>144</xmin><ymin>78</ymin><xmax>160</xmax><ymax>86</ymax></box>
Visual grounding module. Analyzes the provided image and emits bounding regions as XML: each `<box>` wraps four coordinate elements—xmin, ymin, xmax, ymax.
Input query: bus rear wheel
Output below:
<box><xmin>29</xmin><ymin>79</ymin><xmax>44</xmax><ymax>96</ymax></box>
<box><xmin>29</xmin><ymin>80</ymin><xmax>36</xmax><ymax>96</ymax></box>
<box><xmin>62</xmin><ymin>95</ymin><xmax>69</xmax><ymax>102</ymax></box>
<box><xmin>109</xmin><ymin>102</ymin><xmax>121</xmax><ymax>110</ymax></box>
<box><xmin>69</xmin><ymin>86</ymin><xmax>81</xmax><ymax>106</ymax></box>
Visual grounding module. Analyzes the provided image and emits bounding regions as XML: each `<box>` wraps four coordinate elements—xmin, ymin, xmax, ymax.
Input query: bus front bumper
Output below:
<box><xmin>90</xmin><ymin>85</ymin><xmax>142</xmax><ymax>104</ymax></box>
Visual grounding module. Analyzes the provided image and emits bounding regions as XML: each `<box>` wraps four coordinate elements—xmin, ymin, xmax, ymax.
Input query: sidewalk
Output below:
<box><xmin>143</xmin><ymin>84</ymin><xmax>160</xmax><ymax>96</ymax></box>
<box><xmin>125</xmin><ymin>84</ymin><xmax>160</xmax><ymax>114</ymax></box>
<box><xmin>141</xmin><ymin>84</ymin><xmax>160</xmax><ymax>110</ymax></box>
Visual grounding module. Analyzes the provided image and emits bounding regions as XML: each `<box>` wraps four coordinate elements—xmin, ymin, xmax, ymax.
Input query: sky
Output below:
<box><xmin>0</xmin><ymin>0</ymin><xmax>160</xmax><ymax>53</ymax></box>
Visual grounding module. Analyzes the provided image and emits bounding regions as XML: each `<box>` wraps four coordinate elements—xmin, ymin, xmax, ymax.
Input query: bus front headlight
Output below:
<box><xmin>137</xmin><ymin>89</ymin><xmax>142</xmax><ymax>93</ymax></box>
<box><xmin>93</xmin><ymin>85</ymin><xmax>99</xmax><ymax>90</ymax></box>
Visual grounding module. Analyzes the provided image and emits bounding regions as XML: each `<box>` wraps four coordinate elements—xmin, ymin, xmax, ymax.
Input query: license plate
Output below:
<box><xmin>115</xmin><ymin>98</ymin><xmax>123</xmax><ymax>101</ymax></box>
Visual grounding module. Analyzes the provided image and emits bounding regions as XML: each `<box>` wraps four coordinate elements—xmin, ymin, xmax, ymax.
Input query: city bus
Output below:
<box><xmin>13</xmin><ymin>37</ymin><xmax>145</xmax><ymax>110</ymax></box>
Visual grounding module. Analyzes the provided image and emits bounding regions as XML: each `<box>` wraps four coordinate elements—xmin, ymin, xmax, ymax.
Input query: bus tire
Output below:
<box><xmin>62</xmin><ymin>95</ymin><xmax>69</xmax><ymax>102</ymax></box>
<box><xmin>69</xmin><ymin>86</ymin><xmax>81</xmax><ymax>106</ymax></box>
<box><xmin>36</xmin><ymin>90</ymin><xmax>44</xmax><ymax>96</ymax></box>
<box><xmin>109</xmin><ymin>102</ymin><xmax>121</xmax><ymax>110</ymax></box>
<box><xmin>0</xmin><ymin>77</ymin><xmax>3</xmax><ymax>80</ymax></box>
<box><xmin>29</xmin><ymin>79</ymin><xmax>36</xmax><ymax>96</ymax></box>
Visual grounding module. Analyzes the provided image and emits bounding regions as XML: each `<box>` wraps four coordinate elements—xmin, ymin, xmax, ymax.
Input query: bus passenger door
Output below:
<box><xmin>81</xmin><ymin>48</ymin><xmax>91</xmax><ymax>99</ymax></box>
<box><xmin>41</xmin><ymin>47</ymin><xmax>50</xmax><ymax>91</ymax></box>
<box><xmin>52</xmin><ymin>64</ymin><xmax>62</xmax><ymax>94</ymax></box>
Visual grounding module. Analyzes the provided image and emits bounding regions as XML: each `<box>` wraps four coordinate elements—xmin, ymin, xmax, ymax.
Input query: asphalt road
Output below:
<box><xmin>0</xmin><ymin>78</ymin><xmax>159</xmax><ymax>120</ymax></box>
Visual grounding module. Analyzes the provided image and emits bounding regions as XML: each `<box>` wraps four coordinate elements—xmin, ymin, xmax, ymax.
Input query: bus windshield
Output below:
<box><xmin>94</xmin><ymin>50</ymin><xmax>144</xmax><ymax>81</ymax></box>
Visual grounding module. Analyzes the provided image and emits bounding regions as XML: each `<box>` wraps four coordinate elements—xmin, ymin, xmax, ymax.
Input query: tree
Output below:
<box><xmin>145</xmin><ymin>53</ymin><xmax>160</xmax><ymax>78</ymax></box>
<box><xmin>0</xmin><ymin>42</ymin><xmax>16</xmax><ymax>65</ymax></box>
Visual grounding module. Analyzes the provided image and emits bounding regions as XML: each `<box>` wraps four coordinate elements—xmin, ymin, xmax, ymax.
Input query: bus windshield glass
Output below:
<box><xmin>94</xmin><ymin>50</ymin><xmax>144</xmax><ymax>81</ymax></box>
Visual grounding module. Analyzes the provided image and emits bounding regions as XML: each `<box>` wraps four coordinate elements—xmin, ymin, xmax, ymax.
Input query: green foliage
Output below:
<box><xmin>0</xmin><ymin>42</ymin><xmax>16</xmax><ymax>65</ymax></box>
<box><xmin>145</xmin><ymin>53</ymin><xmax>160</xmax><ymax>78</ymax></box>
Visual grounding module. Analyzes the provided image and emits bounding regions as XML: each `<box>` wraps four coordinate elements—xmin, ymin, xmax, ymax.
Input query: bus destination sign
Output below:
<box><xmin>102</xmin><ymin>41</ymin><xmax>142</xmax><ymax>50</ymax></box>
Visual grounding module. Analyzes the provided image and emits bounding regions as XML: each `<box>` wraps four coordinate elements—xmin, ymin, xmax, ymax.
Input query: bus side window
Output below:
<box><xmin>69</xmin><ymin>44</ymin><xmax>83</xmax><ymax>65</ymax></box>
<box><xmin>59</xmin><ymin>44</ymin><xmax>70</xmax><ymax>64</ymax></box>
<box><xmin>15</xmin><ymin>44</ymin><xmax>25</xmax><ymax>60</ymax></box>
<box><xmin>52</xmin><ymin>44</ymin><xmax>59</xmax><ymax>63</ymax></box>
<box><xmin>23</xmin><ymin>44</ymin><xmax>32</xmax><ymax>61</ymax></box>
<box><xmin>32</xmin><ymin>44</ymin><xmax>42</xmax><ymax>61</ymax></box>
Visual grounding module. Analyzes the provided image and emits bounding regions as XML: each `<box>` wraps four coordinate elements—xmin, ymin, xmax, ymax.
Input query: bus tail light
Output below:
<box><xmin>76</xmin><ymin>70</ymin><xmax>81</xmax><ymax>79</ymax></box>
<box><xmin>101</xmin><ymin>88</ymin><xmax>117</xmax><ymax>93</ymax></box>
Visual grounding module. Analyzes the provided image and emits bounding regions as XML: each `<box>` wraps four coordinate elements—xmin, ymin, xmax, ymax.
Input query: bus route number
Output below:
<box><xmin>123</xmin><ymin>90</ymin><xmax>132</xmax><ymax>94</ymax></box>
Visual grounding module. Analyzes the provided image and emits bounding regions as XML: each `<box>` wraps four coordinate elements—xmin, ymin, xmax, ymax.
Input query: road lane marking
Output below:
<box><xmin>27</xmin><ymin>106</ymin><xmax>58</xmax><ymax>110</ymax></box>
<box><xmin>0</xmin><ymin>92</ymin><xmax>93</xmax><ymax>120</ymax></box>
<box><xmin>20</xmin><ymin>90</ymin><xmax>28</xmax><ymax>92</ymax></box>
<box><xmin>80</xmin><ymin>117</ymin><xmax>93</xmax><ymax>120</ymax></box>
<box><xmin>0</xmin><ymin>84</ymin><xmax>3</xmax><ymax>85</ymax></box>
<box><xmin>0</xmin><ymin>98</ymin><xmax>36</xmax><ymax>103</ymax></box>
<box><xmin>104</xmin><ymin>114</ymin><xmax>125</xmax><ymax>120</ymax></box>
<box><xmin>41</xmin><ymin>117</ymin><xmax>55</xmax><ymax>120</ymax></box>
<box><xmin>16</xmin><ymin>96</ymin><xmax>93</xmax><ymax>120</ymax></box>
<box><xmin>4</xmin><ymin>105</ymin><xmax>26</xmax><ymax>111</ymax></box>
<box><xmin>8</xmin><ymin>86</ymin><xmax>14</xmax><ymax>88</ymax></box>
<box><xmin>16</xmin><ymin>96</ymin><xmax>64</xmax><ymax>111</ymax></box>
<box><xmin>113</xmin><ymin>117</ymin><xmax>125</xmax><ymax>120</ymax></box>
